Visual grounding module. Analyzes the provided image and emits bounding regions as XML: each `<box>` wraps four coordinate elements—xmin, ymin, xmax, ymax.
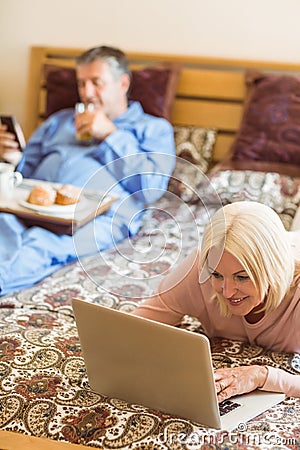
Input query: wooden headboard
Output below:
<box><xmin>25</xmin><ymin>46</ymin><xmax>300</xmax><ymax>162</ymax></box>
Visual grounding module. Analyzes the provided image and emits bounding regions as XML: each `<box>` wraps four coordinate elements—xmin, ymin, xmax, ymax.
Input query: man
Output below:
<box><xmin>0</xmin><ymin>46</ymin><xmax>175</xmax><ymax>295</ymax></box>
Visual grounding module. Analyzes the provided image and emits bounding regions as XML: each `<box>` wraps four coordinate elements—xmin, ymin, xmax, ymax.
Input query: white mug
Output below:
<box><xmin>0</xmin><ymin>162</ymin><xmax>23</xmax><ymax>200</ymax></box>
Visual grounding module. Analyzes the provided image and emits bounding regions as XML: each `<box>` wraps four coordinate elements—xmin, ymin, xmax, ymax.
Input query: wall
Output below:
<box><xmin>1</xmin><ymin>0</ymin><xmax>300</xmax><ymax>129</ymax></box>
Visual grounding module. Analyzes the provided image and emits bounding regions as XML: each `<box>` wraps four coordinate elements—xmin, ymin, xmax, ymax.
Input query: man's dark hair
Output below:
<box><xmin>76</xmin><ymin>46</ymin><xmax>131</xmax><ymax>80</ymax></box>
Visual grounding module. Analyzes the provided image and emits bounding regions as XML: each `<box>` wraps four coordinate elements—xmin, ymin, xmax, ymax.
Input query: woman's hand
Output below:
<box><xmin>214</xmin><ymin>365</ymin><xmax>268</xmax><ymax>402</ymax></box>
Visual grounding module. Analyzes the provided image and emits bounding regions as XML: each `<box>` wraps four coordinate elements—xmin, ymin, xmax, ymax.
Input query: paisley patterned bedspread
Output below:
<box><xmin>0</xmin><ymin>169</ymin><xmax>299</xmax><ymax>449</ymax></box>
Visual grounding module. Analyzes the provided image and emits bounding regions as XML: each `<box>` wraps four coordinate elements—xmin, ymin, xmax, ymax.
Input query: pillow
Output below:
<box><xmin>231</xmin><ymin>70</ymin><xmax>300</xmax><ymax>166</ymax></box>
<box><xmin>168</xmin><ymin>126</ymin><xmax>217</xmax><ymax>203</ymax></box>
<box><xmin>44</xmin><ymin>65</ymin><xmax>80</xmax><ymax>118</ymax></box>
<box><xmin>43</xmin><ymin>63</ymin><xmax>181</xmax><ymax>120</ymax></box>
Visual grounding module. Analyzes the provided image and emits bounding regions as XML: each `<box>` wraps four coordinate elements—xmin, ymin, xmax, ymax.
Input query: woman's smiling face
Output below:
<box><xmin>207</xmin><ymin>250</ymin><xmax>264</xmax><ymax>318</ymax></box>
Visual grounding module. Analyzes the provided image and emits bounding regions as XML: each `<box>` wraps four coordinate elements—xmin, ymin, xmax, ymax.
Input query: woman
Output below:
<box><xmin>133</xmin><ymin>201</ymin><xmax>300</xmax><ymax>401</ymax></box>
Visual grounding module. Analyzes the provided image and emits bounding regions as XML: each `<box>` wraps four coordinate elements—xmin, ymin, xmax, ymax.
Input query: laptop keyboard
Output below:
<box><xmin>219</xmin><ymin>399</ymin><xmax>242</xmax><ymax>416</ymax></box>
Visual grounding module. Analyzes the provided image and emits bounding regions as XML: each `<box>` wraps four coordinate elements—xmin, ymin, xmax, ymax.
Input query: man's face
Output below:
<box><xmin>76</xmin><ymin>59</ymin><xmax>130</xmax><ymax>119</ymax></box>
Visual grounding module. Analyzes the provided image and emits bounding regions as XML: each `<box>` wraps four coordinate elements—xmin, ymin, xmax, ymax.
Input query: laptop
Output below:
<box><xmin>72</xmin><ymin>298</ymin><xmax>285</xmax><ymax>430</ymax></box>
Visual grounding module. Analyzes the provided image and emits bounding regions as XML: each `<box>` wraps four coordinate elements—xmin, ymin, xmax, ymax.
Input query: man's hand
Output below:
<box><xmin>214</xmin><ymin>365</ymin><xmax>268</xmax><ymax>402</ymax></box>
<box><xmin>75</xmin><ymin>108</ymin><xmax>116</xmax><ymax>141</ymax></box>
<box><xmin>0</xmin><ymin>124</ymin><xmax>22</xmax><ymax>165</ymax></box>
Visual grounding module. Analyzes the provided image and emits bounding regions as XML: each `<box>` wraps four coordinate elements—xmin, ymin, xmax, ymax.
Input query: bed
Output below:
<box><xmin>1</xmin><ymin>47</ymin><xmax>300</xmax><ymax>449</ymax></box>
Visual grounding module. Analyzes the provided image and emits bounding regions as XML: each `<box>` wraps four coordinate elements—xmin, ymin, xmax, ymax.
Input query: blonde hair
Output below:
<box><xmin>200</xmin><ymin>201</ymin><xmax>296</xmax><ymax>316</ymax></box>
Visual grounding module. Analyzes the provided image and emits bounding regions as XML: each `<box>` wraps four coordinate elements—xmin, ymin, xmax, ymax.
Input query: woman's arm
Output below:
<box><xmin>260</xmin><ymin>365</ymin><xmax>300</xmax><ymax>397</ymax></box>
<box><xmin>132</xmin><ymin>249</ymin><xmax>204</xmax><ymax>324</ymax></box>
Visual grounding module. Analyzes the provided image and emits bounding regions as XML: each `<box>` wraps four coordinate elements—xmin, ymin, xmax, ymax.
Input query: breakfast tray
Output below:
<box><xmin>0</xmin><ymin>179</ymin><xmax>119</xmax><ymax>235</ymax></box>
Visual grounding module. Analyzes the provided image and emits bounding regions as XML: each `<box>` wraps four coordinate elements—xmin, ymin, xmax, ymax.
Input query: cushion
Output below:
<box><xmin>207</xmin><ymin>169</ymin><xmax>300</xmax><ymax>230</ymax></box>
<box><xmin>231</xmin><ymin>70</ymin><xmax>300</xmax><ymax>166</ymax></box>
<box><xmin>168</xmin><ymin>126</ymin><xmax>217</xmax><ymax>203</ymax></box>
<box><xmin>43</xmin><ymin>63</ymin><xmax>181</xmax><ymax>120</ymax></box>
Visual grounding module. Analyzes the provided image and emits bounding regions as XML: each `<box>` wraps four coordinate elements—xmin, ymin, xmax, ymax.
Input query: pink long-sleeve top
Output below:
<box><xmin>133</xmin><ymin>249</ymin><xmax>300</xmax><ymax>398</ymax></box>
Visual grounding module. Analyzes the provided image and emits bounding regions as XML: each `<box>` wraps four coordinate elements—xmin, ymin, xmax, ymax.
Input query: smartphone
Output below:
<box><xmin>0</xmin><ymin>115</ymin><xmax>26</xmax><ymax>151</ymax></box>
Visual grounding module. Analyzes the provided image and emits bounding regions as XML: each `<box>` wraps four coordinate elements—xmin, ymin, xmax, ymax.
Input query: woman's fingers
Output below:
<box><xmin>216</xmin><ymin>372</ymin><xmax>238</xmax><ymax>401</ymax></box>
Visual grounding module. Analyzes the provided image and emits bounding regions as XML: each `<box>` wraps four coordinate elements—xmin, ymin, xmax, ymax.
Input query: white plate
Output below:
<box><xmin>19</xmin><ymin>199</ymin><xmax>80</xmax><ymax>215</ymax></box>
